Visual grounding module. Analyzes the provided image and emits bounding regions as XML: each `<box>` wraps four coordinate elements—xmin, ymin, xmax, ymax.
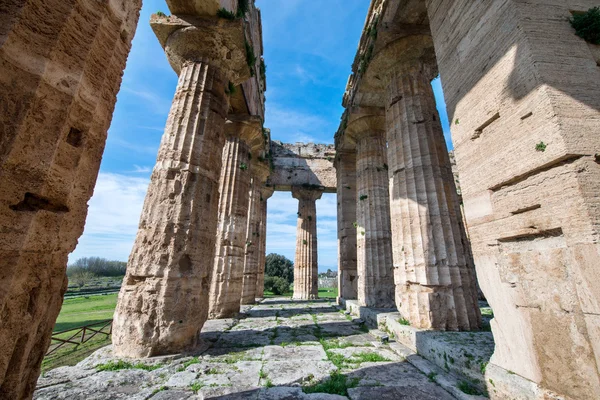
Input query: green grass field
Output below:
<box><xmin>42</xmin><ymin>293</ymin><xmax>118</xmax><ymax>373</ymax></box>
<box><xmin>54</xmin><ymin>293</ymin><xmax>118</xmax><ymax>332</ymax></box>
<box><xmin>263</xmin><ymin>287</ymin><xmax>338</xmax><ymax>299</ymax></box>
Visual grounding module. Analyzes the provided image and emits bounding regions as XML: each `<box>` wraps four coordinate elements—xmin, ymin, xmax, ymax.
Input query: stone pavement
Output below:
<box><xmin>34</xmin><ymin>298</ymin><xmax>461</xmax><ymax>399</ymax></box>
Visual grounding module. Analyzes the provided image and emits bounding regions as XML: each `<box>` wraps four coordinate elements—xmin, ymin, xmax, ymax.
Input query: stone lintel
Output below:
<box><xmin>225</xmin><ymin>114</ymin><xmax>266</xmax><ymax>157</ymax></box>
<box><xmin>165</xmin><ymin>0</ymin><xmax>234</xmax><ymax>17</ymax></box>
<box><xmin>268</xmin><ymin>142</ymin><xmax>336</xmax><ymax>193</ymax></box>
<box><xmin>150</xmin><ymin>14</ymin><xmax>249</xmax><ymax>82</ymax></box>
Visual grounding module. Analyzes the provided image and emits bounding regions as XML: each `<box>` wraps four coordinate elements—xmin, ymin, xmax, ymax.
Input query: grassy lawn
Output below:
<box><xmin>54</xmin><ymin>293</ymin><xmax>118</xmax><ymax>332</ymax></box>
<box><xmin>42</xmin><ymin>293</ymin><xmax>118</xmax><ymax>373</ymax></box>
<box><xmin>318</xmin><ymin>287</ymin><xmax>338</xmax><ymax>299</ymax></box>
<box><xmin>263</xmin><ymin>287</ymin><xmax>339</xmax><ymax>299</ymax></box>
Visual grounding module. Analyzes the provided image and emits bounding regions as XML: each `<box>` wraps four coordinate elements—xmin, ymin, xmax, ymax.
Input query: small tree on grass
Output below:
<box><xmin>264</xmin><ymin>276</ymin><xmax>290</xmax><ymax>295</ymax></box>
<box><xmin>70</xmin><ymin>270</ymin><xmax>96</xmax><ymax>288</ymax></box>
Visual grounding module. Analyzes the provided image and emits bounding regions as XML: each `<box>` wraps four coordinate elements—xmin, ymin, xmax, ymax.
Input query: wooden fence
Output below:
<box><xmin>46</xmin><ymin>319</ymin><xmax>113</xmax><ymax>356</ymax></box>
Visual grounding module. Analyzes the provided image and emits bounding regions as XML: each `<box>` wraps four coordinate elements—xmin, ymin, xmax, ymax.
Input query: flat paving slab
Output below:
<box><xmin>34</xmin><ymin>297</ymin><xmax>465</xmax><ymax>399</ymax></box>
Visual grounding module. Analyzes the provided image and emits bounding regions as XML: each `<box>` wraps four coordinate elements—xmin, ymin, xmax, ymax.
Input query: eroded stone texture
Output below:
<box><xmin>384</xmin><ymin>60</ymin><xmax>480</xmax><ymax>331</ymax></box>
<box><xmin>0</xmin><ymin>1</ymin><xmax>141</xmax><ymax>397</ymax></box>
<box><xmin>241</xmin><ymin>162</ymin><xmax>270</xmax><ymax>305</ymax></box>
<box><xmin>113</xmin><ymin>60</ymin><xmax>229</xmax><ymax>358</ymax></box>
<box><xmin>269</xmin><ymin>142</ymin><xmax>336</xmax><ymax>192</ymax></box>
<box><xmin>292</xmin><ymin>187</ymin><xmax>322</xmax><ymax>300</ymax></box>
<box><xmin>335</xmin><ymin>150</ymin><xmax>358</xmax><ymax>301</ymax></box>
<box><xmin>427</xmin><ymin>0</ymin><xmax>600</xmax><ymax>398</ymax></box>
<box><xmin>346</xmin><ymin>115</ymin><xmax>395</xmax><ymax>308</ymax></box>
<box><xmin>255</xmin><ymin>186</ymin><xmax>274</xmax><ymax>298</ymax></box>
<box><xmin>114</xmin><ymin>6</ymin><xmax>251</xmax><ymax>358</ymax></box>
<box><xmin>209</xmin><ymin>117</ymin><xmax>262</xmax><ymax>319</ymax></box>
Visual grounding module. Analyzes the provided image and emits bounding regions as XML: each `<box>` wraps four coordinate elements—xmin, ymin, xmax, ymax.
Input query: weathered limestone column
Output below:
<box><xmin>335</xmin><ymin>150</ymin><xmax>358</xmax><ymax>301</ymax></box>
<box><xmin>292</xmin><ymin>187</ymin><xmax>322</xmax><ymax>300</ymax></box>
<box><xmin>113</xmin><ymin>13</ymin><xmax>250</xmax><ymax>357</ymax></box>
<box><xmin>209</xmin><ymin>117</ymin><xmax>262</xmax><ymax>318</ymax></box>
<box><xmin>427</xmin><ymin>1</ymin><xmax>600</xmax><ymax>398</ymax></box>
<box><xmin>241</xmin><ymin>162</ymin><xmax>270</xmax><ymax>305</ymax></box>
<box><xmin>256</xmin><ymin>186</ymin><xmax>274</xmax><ymax>298</ymax></box>
<box><xmin>346</xmin><ymin>115</ymin><xmax>395</xmax><ymax>308</ymax></box>
<box><xmin>0</xmin><ymin>1</ymin><xmax>141</xmax><ymax>397</ymax></box>
<box><xmin>384</xmin><ymin>60</ymin><xmax>481</xmax><ymax>331</ymax></box>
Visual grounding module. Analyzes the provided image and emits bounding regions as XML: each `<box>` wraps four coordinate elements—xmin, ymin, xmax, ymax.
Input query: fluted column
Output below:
<box><xmin>113</xmin><ymin>11</ymin><xmax>251</xmax><ymax>357</ymax></box>
<box><xmin>241</xmin><ymin>162</ymin><xmax>270</xmax><ymax>305</ymax></box>
<box><xmin>385</xmin><ymin>61</ymin><xmax>480</xmax><ymax>330</ymax></box>
<box><xmin>209</xmin><ymin>116</ymin><xmax>262</xmax><ymax>318</ymax></box>
<box><xmin>347</xmin><ymin>115</ymin><xmax>395</xmax><ymax>308</ymax></box>
<box><xmin>292</xmin><ymin>187</ymin><xmax>322</xmax><ymax>300</ymax></box>
<box><xmin>113</xmin><ymin>61</ymin><xmax>229</xmax><ymax>357</ymax></box>
<box><xmin>335</xmin><ymin>150</ymin><xmax>358</xmax><ymax>301</ymax></box>
<box><xmin>0</xmin><ymin>1</ymin><xmax>141</xmax><ymax>396</ymax></box>
<box><xmin>256</xmin><ymin>186</ymin><xmax>274</xmax><ymax>298</ymax></box>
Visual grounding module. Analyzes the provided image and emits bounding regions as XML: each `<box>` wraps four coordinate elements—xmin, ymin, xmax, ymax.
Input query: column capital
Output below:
<box><xmin>291</xmin><ymin>186</ymin><xmax>323</xmax><ymax>201</ymax></box>
<box><xmin>345</xmin><ymin>110</ymin><xmax>386</xmax><ymax>142</ymax></box>
<box><xmin>259</xmin><ymin>185</ymin><xmax>275</xmax><ymax>201</ymax></box>
<box><xmin>250</xmin><ymin>161</ymin><xmax>270</xmax><ymax>184</ymax></box>
<box><xmin>151</xmin><ymin>14</ymin><xmax>250</xmax><ymax>83</ymax></box>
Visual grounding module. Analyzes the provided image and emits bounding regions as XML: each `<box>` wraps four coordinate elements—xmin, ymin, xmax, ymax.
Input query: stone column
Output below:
<box><xmin>113</xmin><ymin>13</ymin><xmax>250</xmax><ymax>358</ymax></box>
<box><xmin>209</xmin><ymin>117</ymin><xmax>262</xmax><ymax>318</ymax></box>
<box><xmin>384</xmin><ymin>61</ymin><xmax>481</xmax><ymax>331</ymax></box>
<box><xmin>0</xmin><ymin>1</ymin><xmax>141</xmax><ymax>397</ymax></box>
<box><xmin>428</xmin><ymin>2</ymin><xmax>600</xmax><ymax>397</ymax></box>
<box><xmin>241</xmin><ymin>162</ymin><xmax>270</xmax><ymax>305</ymax></box>
<box><xmin>292</xmin><ymin>187</ymin><xmax>322</xmax><ymax>300</ymax></box>
<box><xmin>335</xmin><ymin>150</ymin><xmax>358</xmax><ymax>301</ymax></box>
<box><xmin>347</xmin><ymin>115</ymin><xmax>395</xmax><ymax>308</ymax></box>
<box><xmin>256</xmin><ymin>186</ymin><xmax>274</xmax><ymax>298</ymax></box>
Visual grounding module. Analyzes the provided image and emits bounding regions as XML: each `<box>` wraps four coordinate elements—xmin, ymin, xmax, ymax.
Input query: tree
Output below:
<box><xmin>264</xmin><ymin>276</ymin><xmax>290</xmax><ymax>295</ymax></box>
<box><xmin>265</xmin><ymin>253</ymin><xmax>294</xmax><ymax>284</ymax></box>
<box><xmin>70</xmin><ymin>270</ymin><xmax>96</xmax><ymax>288</ymax></box>
<box><xmin>67</xmin><ymin>257</ymin><xmax>127</xmax><ymax>277</ymax></box>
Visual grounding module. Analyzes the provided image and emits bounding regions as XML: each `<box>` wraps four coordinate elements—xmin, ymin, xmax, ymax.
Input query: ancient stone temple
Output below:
<box><xmin>1</xmin><ymin>0</ymin><xmax>598</xmax><ymax>399</ymax></box>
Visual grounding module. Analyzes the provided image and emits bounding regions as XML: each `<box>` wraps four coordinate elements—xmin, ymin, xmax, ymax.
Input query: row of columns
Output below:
<box><xmin>337</xmin><ymin>59</ymin><xmax>481</xmax><ymax>331</ymax></box>
<box><xmin>112</xmin><ymin>10</ymin><xmax>271</xmax><ymax>358</ymax></box>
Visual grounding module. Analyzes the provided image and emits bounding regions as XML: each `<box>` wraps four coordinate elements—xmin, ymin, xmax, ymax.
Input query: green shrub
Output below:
<box><xmin>264</xmin><ymin>276</ymin><xmax>289</xmax><ymax>295</ymax></box>
<box><xmin>216</xmin><ymin>8</ymin><xmax>236</xmax><ymax>20</ymax></box>
<box><xmin>571</xmin><ymin>7</ymin><xmax>600</xmax><ymax>44</ymax></box>
<box><xmin>245</xmin><ymin>40</ymin><xmax>257</xmax><ymax>76</ymax></box>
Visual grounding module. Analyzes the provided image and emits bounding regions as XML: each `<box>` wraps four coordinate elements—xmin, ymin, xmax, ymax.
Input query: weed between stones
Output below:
<box><xmin>302</xmin><ymin>371</ymin><xmax>359</xmax><ymax>396</ymax></box>
<box><xmin>96</xmin><ymin>360</ymin><xmax>162</xmax><ymax>372</ymax></box>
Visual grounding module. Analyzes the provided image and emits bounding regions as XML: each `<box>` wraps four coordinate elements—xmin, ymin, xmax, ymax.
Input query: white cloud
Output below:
<box><xmin>69</xmin><ymin>173</ymin><xmax>149</xmax><ymax>262</ymax></box>
<box><xmin>130</xmin><ymin>165</ymin><xmax>152</xmax><ymax>173</ymax></box>
<box><xmin>121</xmin><ymin>86</ymin><xmax>172</xmax><ymax>115</ymax></box>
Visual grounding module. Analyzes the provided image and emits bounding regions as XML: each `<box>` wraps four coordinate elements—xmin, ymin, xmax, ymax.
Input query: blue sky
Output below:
<box><xmin>70</xmin><ymin>0</ymin><xmax>452</xmax><ymax>273</ymax></box>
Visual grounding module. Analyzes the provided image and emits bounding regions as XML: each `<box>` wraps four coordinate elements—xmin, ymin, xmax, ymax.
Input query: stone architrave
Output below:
<box><xmin>0</xmin><ymin>1</ymin><xmax>142</xmax><ymax>397</ymax></box>
<box><xmin>346</xmin><ymin>114</ymin><xmax>395</xmax><ymax>308</ymax></box>
<box><xmin>112</xmin><ymin>12</ymin><xmax>251</xmax><ymax>358</ymax></box>
<box><xmin>241</xmin><ymin>162</ymin><xmax>270</xmax><ymax>305</ymax></box>
<box><xmin>209</xmin><ymin>117</ymin><xmax>262</xmax><ymax>318</ymax></box>
<box><xmin>335</xmin><ymin>151</ymin><xmax>358</xmax><ymax>301</ymax></box>
<box><xmin>384</xmin><ymin>58</ymin><xmax>481</xmax><ymax>331</ymax></box>
<box><xmin>291</xmin><ymin>187</ymin><xmax>322</xmax><ymax>300</ymax></box>
<box><xmin>255</xmin><ymin>186</ymin><xmax>274</xmax><ymax>298</ymax></box>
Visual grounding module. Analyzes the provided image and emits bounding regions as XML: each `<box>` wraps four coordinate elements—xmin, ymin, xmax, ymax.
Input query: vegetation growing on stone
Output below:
<box><xmin>156</xmin><ymin>11</ymin><xmax>166</xmax><ymax>17</ymax></box>
<box><xmin>96</xmin><ymin>360</ymin><xmax>162</xmax><ymax>372</ymax></box>
<box><xmin>245</xmin><ymin>40</ymin><xmax>257</xmax><ymax>76</ymax></box>
<box><xmin>216</xmin><ymin>8</ymin><xmax>236</xmax><ymax>20</ymax></box>
<box><xmin>303</xmin><ymin>371</ymin><xmax>359</xmax><ymax>396</ymax></box>
<box><xmin>240</xmin><ymin>162</ymin><xmax>248</xmax><ymax>170</ymax></box>
<box><xmin>535</xmin><ymin>141</ymin><xmax>547</xmax><ymax>152</ymax></box>
<box><xmin>398</xmin><ymin>317</ymin><xmax>410</xmax><ymax>326</ymax></box>
<box><xmin>570</xmin><ymin>7</ymin><xmax>600</xmax><ymax>44</ymax></box>
<box><xmin>237</xmin><ymin>0</ymin><xmax>250</xmax><ymax>18</ymax></box>
<box><xmin>457</xmin><ymin>380</ymin><xmax>482</xmax><ymax>395</ymax></box>
<box><xmin>359</xmin><ymin>195</ymin><xmax>368</xmax><ymax>201</ymax></box>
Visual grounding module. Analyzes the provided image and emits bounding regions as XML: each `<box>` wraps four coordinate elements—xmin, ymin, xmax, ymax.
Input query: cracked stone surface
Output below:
<box><xmin>34</xmin><ymin>298</ymin><xmax>458</xmax><ymax>399</ymax></box>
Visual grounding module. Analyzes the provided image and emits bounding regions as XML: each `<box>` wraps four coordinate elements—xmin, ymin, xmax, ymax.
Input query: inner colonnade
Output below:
<box><xmin>0</xmin><ymin>0</ymin><xmax>599</xmax><ymax>399</ymax></box>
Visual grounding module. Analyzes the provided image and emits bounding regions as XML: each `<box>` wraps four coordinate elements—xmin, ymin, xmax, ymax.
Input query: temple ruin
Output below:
<box><xmin>1</xmin><ymin>0</ymin><xmax>599</xmax><ymax>399</ymax></box>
